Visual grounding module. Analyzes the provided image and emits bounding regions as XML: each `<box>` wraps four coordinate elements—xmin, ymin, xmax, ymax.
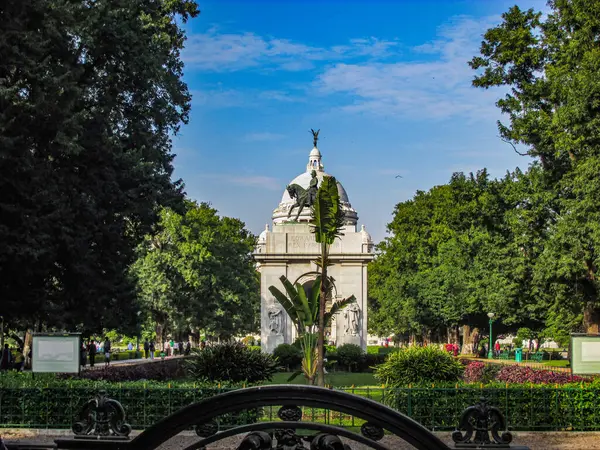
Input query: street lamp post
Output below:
<box><xmin>487</xmin><ymin>312</ymin><xmax>495</xmax><ymax>359</ymax></box>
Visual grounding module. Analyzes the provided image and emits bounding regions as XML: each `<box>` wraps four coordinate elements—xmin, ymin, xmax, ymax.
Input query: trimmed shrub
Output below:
<box><xmin>375</xmin><ymin>345</ymin><xmax>463</xmax><ymax>386</ymax></box>
<box><xmin>364</xmin><ymin>353</ymin><xmax>387</xmax><ymax>372</ymax></box>
<box><xmin>336</xmin><ymin>344</ymin><xmax>365</xmax><ymax>372</ymax></box>
<box><xmin>185</xmin><ymin>342</ymin><xmax>277</xmax><ymax>383</ymax></box>
<box><xmin>367</xmin><ymin>346</ymin><xmax>395</xmax><ymax>355</ymax></box>
<box><xmin>273</xmin><ymin>343</ymin><xmax>302</xmax><ymax>370</ymax></box>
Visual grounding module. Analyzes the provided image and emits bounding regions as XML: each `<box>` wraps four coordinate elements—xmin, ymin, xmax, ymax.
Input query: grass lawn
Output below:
<box><xmin>266</xmin><ymin>371</ymin><xmax>378</xmax><ymax>387</ymax></box>
<box><xmin>543</xmin><ymin>360</ymin><xmax>570</xmax><ymax>367</ymax></box>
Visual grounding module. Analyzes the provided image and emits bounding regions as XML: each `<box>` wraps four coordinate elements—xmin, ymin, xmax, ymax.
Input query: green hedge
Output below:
<box><xmin>366</xmin><ymin>346</ymin><xmax>397</xmax><ymax>355</ymax></box>
<box><xmin>2</xmin><ymin>372</ymin><xmax>600</xmax><ymax>431</ymax></box>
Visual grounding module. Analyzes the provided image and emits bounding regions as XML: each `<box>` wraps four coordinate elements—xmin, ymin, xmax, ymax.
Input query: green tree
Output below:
<box><xmin>369</xmin><ymin>169</ymin><xmax>544</xmax><ymax>348</ymax></box>
<box><xmin>470</xmin><ymin>0</ymin><xmax>600</xmax><ymax>333</ymax></box>
<box><xmin>311</xmin><ymin>175</ymin><xmax>346</xmax><ymax>386</ymax></box>
<box><xmin>132</xmin><ymin>202</ymin><xmax>260</xmax><ymax>343</ymax></box>
<box><xmin>0</xmin><ymin>0</ymin><xmax>199</xmax><ymax>333</ymax></box>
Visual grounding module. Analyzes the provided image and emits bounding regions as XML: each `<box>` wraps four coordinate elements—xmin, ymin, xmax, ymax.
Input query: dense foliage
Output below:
<box><xmin>370</xmin><ymin>0</ymin><xmax>600</xmax><ymax>343</ymax></box>
<box><xmin>131</xmin><ymin>202</ymin><xmax>260</xmax><ymax>342</ymax></box>
<box><xmin>184</xmin><ymin>343</ymin><xmax>277</xmax><ymax>383</ymax></box>
<box><xmin>273</xmin><ymin>344</ymin><xmax>302</xmax><ymax>370</ymax></box>
<box><xmin>0</xmin><ymin>0</ymin><xmax>199</xmax><ymax>333</ymax></box>
<box><xmin>335</xmin><ymin>344</ymin><xmax>365</xmax><ymax>372</ymax></box>
<box><xmin>374</xmin><ymin>346</ymin><xmax>464</xmax><ymax>386</ymax></box>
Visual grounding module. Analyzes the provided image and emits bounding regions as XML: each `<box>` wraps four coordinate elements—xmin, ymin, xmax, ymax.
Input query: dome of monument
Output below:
<box><xmin>272</xmin><ymin>143</ymin><xmax>358</xmax><ymax>225</ymax></box>
<box><xmin>258</xmin><ymin>224</ymin><xmax>269</xmax><ymax>243</ymax></box>
<box><xmin>279</xmin><ymin>171</ymin><xmax>350</xmax><ymax>204</ymax></box>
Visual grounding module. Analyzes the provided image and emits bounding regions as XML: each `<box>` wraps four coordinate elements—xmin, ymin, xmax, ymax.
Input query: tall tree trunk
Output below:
<box><xmin>584</xmin><ymin>262</ymin><xmax>599</xmax><ymax>333</ymax></box>
<box><xmin>462</xmin><ymin>326</ymin><xmax>479</xmax><ymax>355</ymax></box>
<box><xmin>316</xmin><ymin>242</ymin><xmax>327</xmax><ymax>387</ymax></box>
<box><xmin>583</xmin><ymin>302</ymin><xmax>600</xmax><ymax>334</ymax></box>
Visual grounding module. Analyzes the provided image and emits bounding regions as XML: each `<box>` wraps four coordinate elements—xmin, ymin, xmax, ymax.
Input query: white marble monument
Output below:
<box><xmin>254</xmin><ymin>137</ymin><xmax>375</xmax><ymax>353</ymax></box>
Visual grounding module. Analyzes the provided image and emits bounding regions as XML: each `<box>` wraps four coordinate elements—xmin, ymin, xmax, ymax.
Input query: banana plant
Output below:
<box><xmin>269</xmin><ymin>274</ymin><xmax>355</xmax><ymax>384</ymax></box>
<box><xmin>310</xmin><ymin>175</ymin><xmax>346</xmax><ymax>386</ymax></box>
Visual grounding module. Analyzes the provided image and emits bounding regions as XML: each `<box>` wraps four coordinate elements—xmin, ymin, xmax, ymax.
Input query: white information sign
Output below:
<box><xmin>32</xmin><ymin>334</ymin><xmax>80</xmax><ymax>373</ymax></box>
<box><xmin>581</xmin><ymin>341</ymin><xmax>600</xmax><ymax>361</ymax></box>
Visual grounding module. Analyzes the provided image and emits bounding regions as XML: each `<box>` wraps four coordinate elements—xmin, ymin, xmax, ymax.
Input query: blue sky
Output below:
<box><xmin>172</xmin><ymin>0</ymin><xmax>547</xmax><ymax>243</ymax></box>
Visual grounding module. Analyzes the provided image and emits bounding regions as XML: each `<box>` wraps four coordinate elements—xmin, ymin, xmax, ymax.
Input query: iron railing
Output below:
<box><xmin>1</xmin><ymin>385</ymin><xmax>599</xmax><ymax>431</ymax></box>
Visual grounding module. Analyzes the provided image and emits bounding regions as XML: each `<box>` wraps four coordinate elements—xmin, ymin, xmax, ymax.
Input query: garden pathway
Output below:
<box><xmin>4</xmin><ymin>429</ymin><xmax>600</xmax><ymax>449</ymax></box>
<box><xmin>84</xmin><ymin>354</ymin><xmax>186</xmax><ymax>371</ymax></box>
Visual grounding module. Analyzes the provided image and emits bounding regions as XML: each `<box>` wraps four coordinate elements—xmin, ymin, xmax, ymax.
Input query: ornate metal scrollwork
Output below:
<box><xmin>129</xmin><ymin>385</ymin><xmax>452</xmax><ymax>450</ymax></box>
<box><xmin>273</xmin><ymin>429</ymin><xmax>306</xmax><ymax>449</ymax></box>
<box><xmin>310</xmin><ymin>433</ymin><xmax>350</xmax><ymax>450</ymax></box>
<box><xmin>238</xmin><ymin>431</ymin><xmax>272</xmax><ymax>449</ymax></box>
<box><xmin>278</xmin><ymin>405</ymin><xmax>303</xmax><ymax>422</ymax></box>
<box><xmin>195</xmin><ymin>418</ymin><xmax>219</xmax><ymax>437</ymax></box>
<box><xmin>72</xmin><ymin>390</ymin><xmax>131</xmax><ymax>438</ymax></box>
<box><xmin>360</xmin><ymin>423</ymin><xmax>384</xmax><ymax>441</ymax></box>
<box><xmin>452</xmin><ymin>397</ymin><xmax>513</xmax><ymax>448</ymax></box>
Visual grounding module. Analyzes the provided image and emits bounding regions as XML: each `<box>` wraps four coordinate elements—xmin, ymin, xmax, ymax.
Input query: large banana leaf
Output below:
<box><xmin>268</xmin><ymin>284</ymin><xmax>302</xmax><ymax>334</ymax></box>
<box><xmin>309</xmin><ymin>275</ymin><xmax>321</xmax><ymax>325</ymax></box>
<box><xmin>325</xmin><ymin>295</ymin><xmax>356</xmax><ymax>327</ymax></box>
<box><xmin>311</xmin><ymin>176</ymin><xmax>345</xmax><ymax>245</ymax></box>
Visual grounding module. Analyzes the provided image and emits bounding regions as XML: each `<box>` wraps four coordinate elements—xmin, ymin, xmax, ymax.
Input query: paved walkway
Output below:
<box><xmin>4</xmin><ymin>429</ymin><xmax>600</xmax><ymax>449</ymax></box>
<box><xmin>84</xmin><ymin>354</ymin><xmax>186</xmax><ymax>370</ymax></box>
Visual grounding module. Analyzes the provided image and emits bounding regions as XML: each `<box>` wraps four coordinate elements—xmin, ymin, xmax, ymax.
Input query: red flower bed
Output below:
<box><xmin>495</xmin><ymin>365</ymin><xmax>586</xmax><ymax>384</ymax></box>
<box><xmin>463</xmin><ymin>361</ymin><xmax>485</xmax><ymax>383</ymax></box>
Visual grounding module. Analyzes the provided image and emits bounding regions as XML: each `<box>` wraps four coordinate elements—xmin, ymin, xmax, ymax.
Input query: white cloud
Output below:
<box><xmin>190</xmin><ymin>88</ymin><xmax>245</xmax><ymax>108</ymax></box>
<box><xmin>314</xmin><ymin>15</ymin><xmax>506</xmax><ymax>121</ymax></box>
<box><xmin>200</xmin><ymin>173</ymin><xmax>281</xmax><ymax>191</ymax></box>
<box><xmin>183</xmin><ymin>27</ymin><xmax>399</xmax><ymax>72</ymax></box>
<box><xmin>242</xmin><ymin>132</ymin><xmax>285</xmax><ymax>142</ymax></box>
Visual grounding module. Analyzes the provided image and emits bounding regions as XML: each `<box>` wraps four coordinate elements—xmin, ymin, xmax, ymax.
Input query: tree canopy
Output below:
<box><xmin>370</xmin><ymin>0</ymin><xmax>600</xmax><ymax>340</ymax></box>
<box><xmin>0</xmin><ymin>0</ymin><xmax>199</xmax><ymax>333</ymax></box>
<box><xmin>131</xmin><ymin>202</ymin><xmax>260</xmax><ymax>342</ymax></box>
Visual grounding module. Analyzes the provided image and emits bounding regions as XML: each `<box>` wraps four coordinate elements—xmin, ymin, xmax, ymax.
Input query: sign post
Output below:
<box><xmin>570</xmin><ymin>334</ymin><xmax>600</xmax><ymax>376</ymax></box>
<box><xmin>32</xmin><ymin>333</ymin><xmax>81</xmax><ymax>374</ymax></box>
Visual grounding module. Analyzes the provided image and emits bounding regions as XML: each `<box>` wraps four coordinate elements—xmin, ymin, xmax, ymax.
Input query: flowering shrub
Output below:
<box><xmin>462</xmin><ymin>361</ymin><xmax>502</xmax><ymax>383</ymax></box>
<box><xmin>495</xmin><ymin>365</ymin><xmax>587</xmax><ymax>384</ymax></box>
<box><xmin>463</xmin><ymin>361</ymin><xmax>485</xmax><ymax>383</ymax></box>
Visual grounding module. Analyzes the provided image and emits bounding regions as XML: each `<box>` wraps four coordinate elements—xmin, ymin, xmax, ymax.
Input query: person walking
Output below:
<box><xmin>104</xmin><ymin>338</ymin><xmax>111</xmax><ymax>367</ymax></box>
<box><xmin>185</xmin><ymin>341</ymin><xmax>191</xmax><ymax>355</ymax></box>
<box><xmin>0</xmin><ymin>344</ymin><xmax>11</xmax><ymax>371</ymax></box>
<box><xmin>88</xmin><ymin>340</ymin><xmax>96</xmax><ymax>367</ymax></box>
<box><xmin>494</xmin><ymin>341</ymin><xmax>501</xmax><ymax>358</ymax></box>
<box><xmin>143</xmin><ymin>340</ymin><xmax>149</xmax><ymax>359</ymax></box>
<box><xmin>80</xmin><ymin>343</ymin><xmax>87</xmax><ymax>370</ymax></box>
<box><xmin>149</xmin><ymin>341</ymin><xmax>155</xmax><ymax>360</ymax></box>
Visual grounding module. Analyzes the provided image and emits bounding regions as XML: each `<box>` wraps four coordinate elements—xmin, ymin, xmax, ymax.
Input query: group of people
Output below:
<box><xmin>143</xmin><ymin>339</ymin><xmax>191</xmax><ymax>358</ymax></box>
<box><xmin>0</xmin><ymin>343</ymin><xmax>26</xmax><ymax>371</ymax></box>
<box><xmin>80</xmin><ymin>338</ymin><xmax>112</xmax><ymax>368</ymax></box>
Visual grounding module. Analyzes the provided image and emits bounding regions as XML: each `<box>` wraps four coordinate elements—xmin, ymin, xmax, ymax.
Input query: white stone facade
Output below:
<box><xmin>254</xmin><ymin>144</ymin><xmax>374</xmax><ymax>353</ymax></box>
